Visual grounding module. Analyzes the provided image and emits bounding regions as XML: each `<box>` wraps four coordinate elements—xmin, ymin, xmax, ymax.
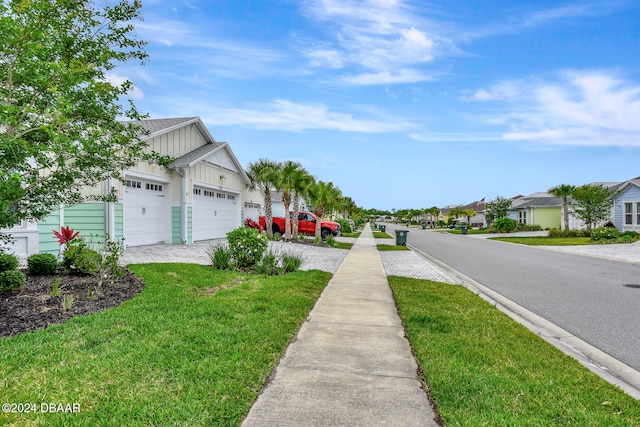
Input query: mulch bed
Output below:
<box><xmin>0</xmin><ymin>269</ymin><xmax>145</xmax><ymax>338</ymax></box>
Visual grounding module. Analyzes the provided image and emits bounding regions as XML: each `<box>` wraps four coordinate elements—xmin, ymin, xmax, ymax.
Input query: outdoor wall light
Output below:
<box><xmin>219</xmin><ymin>174</ymin><xmax>226</xmax><ymax>182</ymax></box>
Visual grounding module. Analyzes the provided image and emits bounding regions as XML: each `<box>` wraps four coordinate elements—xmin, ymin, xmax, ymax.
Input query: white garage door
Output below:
<box><xmin>124</xmin><ymin>178</ymin><xmax>166</xmax><ymax>246</ymax></box>
<box><xmin>193</xmin><ymin>187</ymin><xmax>238</xmax><ymax>240</ymax></box>
<box><xmin>244</xmin><ymin>202</ymin><xmax>261</xmax><ymax>223</ymax></box>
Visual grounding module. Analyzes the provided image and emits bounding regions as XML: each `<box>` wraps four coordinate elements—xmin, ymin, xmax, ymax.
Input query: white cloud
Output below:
<box><xmin>465</xmin><ymin>70</ymin><xmax>640</xmax><ymax>147</ymax></box>
<box><xmin>197</xmin><ymin>99</ymin><xmax>414</xmax><ymax>133</ymax></box>
<box><xmin>105</xmin><ymin>73</ymin><xmax>145</xmax><ymax>100</ymax></box>
<box><xmin>301</xmin><ymin>0</ymin><xmax>450</xmax><ymax>85</ymax></box>
<box><xmin>341</xmin><ymin>69</ymin><xmax>433</xmax><ymax>85</ymax></box>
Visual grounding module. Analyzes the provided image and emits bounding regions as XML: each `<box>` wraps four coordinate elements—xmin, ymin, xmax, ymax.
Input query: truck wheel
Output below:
<box><xmin>321</xmin><ymin>228</ymin><xmax>331</xmax><ymax>239</ymax></box>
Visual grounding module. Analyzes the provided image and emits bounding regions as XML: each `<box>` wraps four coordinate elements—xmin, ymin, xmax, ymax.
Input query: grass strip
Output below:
<box><xmin>373</xmin><ymin>231</ymin><xmax>393</xmax><ymax>239</ymax></box>
<box><xmin>0</xmin><ymin>264</ymin><xmax>330</xmax><ymax>426</ymax></box>
<box><xmin>389</xmin><ymin>276</ymin><xmax>640</xmax><ymax>426</ymax></box>
<box><xmin>490</xmin><ymin>236</ymin><xmax>593</xmax><ymax>246</ymax></box>
<box><xmin>330</xmin><ymin>242</ymin><xmax>353</xmax><ymax>250</ymax></box>
<box><xmin>376</xmin><ymin>244</ymin><xmax>410</xmax><ymax>251</ymax></box>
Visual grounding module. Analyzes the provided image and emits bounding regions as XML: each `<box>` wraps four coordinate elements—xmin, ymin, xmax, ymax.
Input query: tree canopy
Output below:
<box><xmin>485</xmin><ymin>196</ymin><xmax>512</xmax><ymax>224</ymax></box>
<box><xmin>1</xmin><ymin>0</ymin><xmax>149</xmax><ymax>239</ymax></box>
<box><xmin>571</xmin><ymin>184</ymin><xmax>613</xmax><ymax>233</ymax></box>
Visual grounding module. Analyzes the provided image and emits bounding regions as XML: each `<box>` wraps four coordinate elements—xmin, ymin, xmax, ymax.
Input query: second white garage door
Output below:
<box><xmin>193</xmin><ymin>187</ymin><xmax>239</xmax><ymax>240</ymax></box>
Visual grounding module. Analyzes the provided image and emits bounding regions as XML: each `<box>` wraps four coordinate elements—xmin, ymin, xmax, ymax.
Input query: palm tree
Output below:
<box><xmin>291</xmin><ymin>168</ymin><xmax>314</xmax><ymax>241</ymax></box>
<box><xmin>548</xmin><ymin>184</ymin><xmax>576</xmax><ymax>230</ymax></box>
<box><xmin>427</xmin><ymin>206</ymin><xmax>440</xmax><ymax>227</ymax></box>
<box><xmin>275</xmin><ymin>160</ymin><xmax>306</xmax><ymax>241</ymax></box>
<box><xmin>307</xmin><ymin>180</ymin><xmax>341</xmax><ymax>239</ymax></box>
<box><xmin>246</xmin><ymin>159</ymin><xmax>280</xmax><ymax>239</ymax></box>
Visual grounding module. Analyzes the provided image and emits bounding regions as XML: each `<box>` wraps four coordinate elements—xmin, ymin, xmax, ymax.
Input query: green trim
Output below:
<box><xmin>187</xmin><ymin>207</ymin><xmax>193</xmax><ymax>244</ymax></box>
<box><xmin>172</xmin><ymin>206</ymin><xmax>181</xmax><ymax>244</ymax></box>
<box><xmin>114</xmin><ymin>203</ymin><xmax>124</xmax><ymax>240</ymax></box>
<box><xmin>171</xmin><ymin>206</ymin><xmax>193</xmax><ymax>244</ymax></box>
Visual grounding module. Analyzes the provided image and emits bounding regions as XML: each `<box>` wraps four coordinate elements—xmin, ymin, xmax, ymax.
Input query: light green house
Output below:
<box><xmin>509</xmin><ymin>193</ymin><xmax>562</xmax><ymax>230</ymax></box>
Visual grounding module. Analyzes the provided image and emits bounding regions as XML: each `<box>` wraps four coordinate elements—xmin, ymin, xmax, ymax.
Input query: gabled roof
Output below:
<box><xmin>129</xmin><ymin>117</ymin><xmax>250</xmax><ymax>184</ymax></box>
<box><xmin>460</xmin><ymin>200</ymin><xmax>485</xmax><ymax>212</ymax></box>
<box><xmin>128</xmin><ymin>117</ymin><xmax>216</xmax><ymax>143</ymax></box>
<box><xmin>171</xmin><ymin>142</ymin><xmax>226</xmax><ymax>168</ymax></box>
<box><xmin>613</xmin><ymin>176</ymin><xmax>640</xmax><ymax>195</ymax></box>
<box><xmin>511</xmin><ymin>192</ymin><xmax>563</xmax><ymax>209</ymax></box>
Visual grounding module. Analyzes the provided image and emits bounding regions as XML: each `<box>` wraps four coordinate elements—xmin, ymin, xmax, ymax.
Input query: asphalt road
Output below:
<box><xmin>385</xmin><ymin>224</ymin><xmax>640</xmax><ymax>372</ymax></box>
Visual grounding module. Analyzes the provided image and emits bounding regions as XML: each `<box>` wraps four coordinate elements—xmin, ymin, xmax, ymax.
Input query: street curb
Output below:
<box><xmin>408</xmin><ymin>244</ymin><xmax>640</xmax><ymax>400</ymax></box>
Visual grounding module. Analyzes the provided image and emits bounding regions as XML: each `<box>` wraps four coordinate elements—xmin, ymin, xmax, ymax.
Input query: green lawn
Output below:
<box><xmin>490</xmin><ymin>236</ymin><xmax>593</xmax><ymax>245</ymax></box>
<box><xmin>390</xmin><ymin>276</ymin><xmax>640</xmax><ymax>426</ymax></box>
<box><xmin>0</xmin><ymin>264</ymin><xmax>330</xmax><ymax>426</ymax></box>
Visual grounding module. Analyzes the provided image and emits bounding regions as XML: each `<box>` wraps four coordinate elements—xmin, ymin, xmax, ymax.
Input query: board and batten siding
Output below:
<box><xmin>147</xmin><ymin>124</ymin><xmax>209</xmax><ymax>158</ymax></box>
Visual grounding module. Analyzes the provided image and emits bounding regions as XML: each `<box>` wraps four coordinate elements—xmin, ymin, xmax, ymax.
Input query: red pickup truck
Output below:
<box><xmin>259</xmin><ymin>212</ymin><xmax>341</xmax><ymax>239</ymax></box>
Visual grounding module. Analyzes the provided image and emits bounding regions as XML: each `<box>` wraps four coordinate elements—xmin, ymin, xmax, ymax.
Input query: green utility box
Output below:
<box><xmin>379</xmin><ymin>225</ymin><xmax>386</xmax><ymax>232</ymax></box>
<box><xmin>395</xmin><ymin>229</ymin><xmax>408</xmax><ymax>246</ymax></box>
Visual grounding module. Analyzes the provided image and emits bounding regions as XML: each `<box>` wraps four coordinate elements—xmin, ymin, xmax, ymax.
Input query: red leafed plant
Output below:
<box><xmin>244</xmin><ymin>218</ymin><xmax>263</xmax><ymax>231</ymax></box>
<box><xmin>53</xmin><ymin>226</ymin><xmax>80</xmax><ymax>246</ymax></box>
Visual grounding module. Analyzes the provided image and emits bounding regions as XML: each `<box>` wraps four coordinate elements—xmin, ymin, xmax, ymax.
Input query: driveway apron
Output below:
<box><xmin>242</xmin><ymin>224</ymin><xmax>438</xmax><ymax>426</ymax></box>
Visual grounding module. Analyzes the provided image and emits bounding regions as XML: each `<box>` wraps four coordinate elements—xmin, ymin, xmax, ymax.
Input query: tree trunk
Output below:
<box><xmin>283</xmin><ymin>192</ymin><xmax>291</xmax><ymax>241</ymax></box>
<box><xmin>264</xmin><ymin>191</ymin><xmax>273</xmax><ymax>239</ymax></box>
<box><xmin>292</xmin><ymin>192</ymin><xmax>300</xmax><ymax>240</ymax></box>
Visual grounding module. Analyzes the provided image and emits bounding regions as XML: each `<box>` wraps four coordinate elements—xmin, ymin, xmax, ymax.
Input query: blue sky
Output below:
<box><xmin>116</xmin><ymin>0</ymin><xmax>640</xmax><ymax>211</ymax></box>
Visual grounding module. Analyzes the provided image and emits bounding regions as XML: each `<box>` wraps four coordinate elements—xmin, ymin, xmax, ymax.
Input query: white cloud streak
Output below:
<box><xmin>195</xmin><ymin>99</ymin><xmax>415</xmax><ymax>133</ymax></box>
<box><xmin>464</xmin><ymin>70</ymin><xmax>640</xmax><ymax>147</ymax></box>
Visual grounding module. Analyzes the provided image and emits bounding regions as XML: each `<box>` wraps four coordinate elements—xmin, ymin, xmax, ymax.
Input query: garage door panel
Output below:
<box><xmin>124</xmin><ymin>178</ymin><xmax>166</xmax><ymax>246</ymax></box>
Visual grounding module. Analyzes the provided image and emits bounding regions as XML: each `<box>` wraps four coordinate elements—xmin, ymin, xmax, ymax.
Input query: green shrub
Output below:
<box><xmin>0</xmin><ymin>269</ymin><xmax>26</xmax><ymax>292</ymax></box>
<box><xmin>206</xmin><ymin>243</ymin><xmax>234</xmax><ymax>270</ymax></box>
<box><xmin>336</xmin><ymin>219</ymin><xmax>352</xmax><ymax>233</ymax></box>
<box><xmin>620</xmin><ymin>231</ymin><xmax>640</xmax><ymax>243</ymax></box>
<box><xmin>281</xmin><ymin>251</ymin><xmax>304</xmax><ymax>273</ymax></box>
<box><xmin>63</xmin><ymin>245</ymin><xmax>102</xmax><ymax>275</ymax></box>
<box><xmin>255</xmin><ymin>250</ymin><xmax>280</xmax><ymax>276</ymax></box>
<box><xmin>489</xmin><ymin>217</ymin><xmax>517</xmax><ymax>233</ymax></box>
<box><xmin>27</xmin><ymin>253</ymin><xmax>58</xmax><ymax>275</ymax></box>
<box><xmin>324</xmin><ymin>236</ymin><xmax>336</xmax><ymax>247</ymax></box>
<box><xmin>226</xmin><ymin>227</ymin><xmax>268</xmax><ymax>268</ymax></box>
<box><xmin>0</xmin><ymin>253</ymin><xmax>19</xmax><ymax>272</ymax></box>
<box><xmin>592</xmin><ymin>227</ymin><xmax>620</xmax><ymax>242</ymax></box>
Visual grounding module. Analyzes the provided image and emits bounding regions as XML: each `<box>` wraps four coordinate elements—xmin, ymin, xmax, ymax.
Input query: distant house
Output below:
<box><xmin>509</xmin><ymin>192</ymin><xmax>562</xmax><ymax>229</ymax></box>
<box><xmin>613</xmin><ymin>177</ymin><xmax>640</xmax><ymax>233</ymax></box>
<box><xmin>2</xmin><ymin>117</ymin><xmax>259</xmax><ymax>260</ymax></box>
<box><xmin>460</xmin><ymin>200</ymin><xmax>486</xmax><ymax>226</ymax></box>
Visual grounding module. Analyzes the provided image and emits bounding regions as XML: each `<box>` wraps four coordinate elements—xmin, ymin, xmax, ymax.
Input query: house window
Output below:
<box><xmin>227</xmin><ymin>194</ymin><xmax>236</xmax><ymax>200</ymax></box>
<box><xmin>625</xmin><ymin>203</ymin><xmax>633</xmax><ymax>225</ymax></box>
<box><xmin>637</xmin><ymin>202</ymin><xmax>640</xmax><ymax>225</ymax></box>
<box><xmin>217</xmin><ymin>192</ymin><xmax>225</xmax><ymax>199</ymax></box>
<box><xmin>518</xmin><ymin>211</ymin><xmax>527</xmax><ymax>224</ymax></box>
<box><xmin>125</xmin><ymin>179</ymin><xmax>142</xmax><ymax>188</ymax></box>
<box><xmin>193</xmin><ymin>188</ymin><xmax>201</xmax><ymax>195</ymax></box>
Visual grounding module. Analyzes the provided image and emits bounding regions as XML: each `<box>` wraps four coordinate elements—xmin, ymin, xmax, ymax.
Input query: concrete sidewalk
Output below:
<box><xmin>242</xmin><ymin>224</ymin><xmax>439</xmax><ymax>426</ymax></box>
